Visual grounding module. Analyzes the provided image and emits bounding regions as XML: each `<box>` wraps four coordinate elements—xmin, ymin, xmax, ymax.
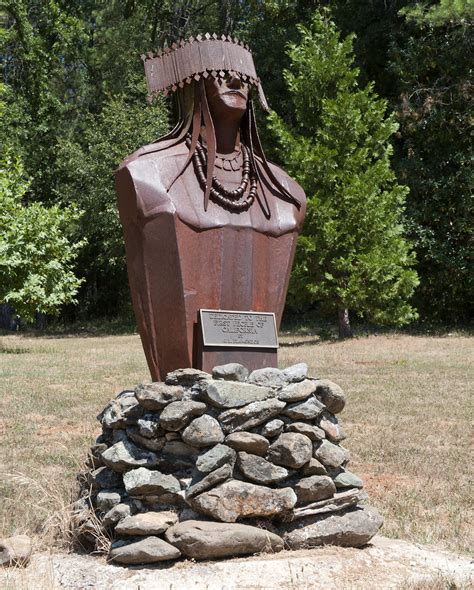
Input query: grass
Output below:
<box><xmin>0</xmin><ymin>330</ymin><xmax>472</xmax><ymax>555</ymax></box>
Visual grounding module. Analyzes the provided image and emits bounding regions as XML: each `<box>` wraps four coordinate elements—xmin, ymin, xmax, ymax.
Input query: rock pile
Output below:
<box><xmin>74</xmin><ymin>363</ymin><xmax>382</xmax><ymax>565</ymax></box>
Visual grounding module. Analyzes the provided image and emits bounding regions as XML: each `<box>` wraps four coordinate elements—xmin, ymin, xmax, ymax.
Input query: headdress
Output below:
<box><xmin>142</xmin><ymin>33</ymin><xmax>269</xmax><ymax>111</ymax></box>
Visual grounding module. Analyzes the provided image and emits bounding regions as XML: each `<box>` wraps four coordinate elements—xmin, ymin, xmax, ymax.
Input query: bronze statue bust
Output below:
<box><xmin>116</xmin><ymin>35</ymin><xmax>306</xmax><ymax>380</ymax></box>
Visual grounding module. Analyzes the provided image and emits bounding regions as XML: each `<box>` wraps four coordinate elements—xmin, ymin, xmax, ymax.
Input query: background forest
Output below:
<box><xmin>1</xmin><ymin>0</ymin><xmax>472</xmax><ymax>333</ymax></box>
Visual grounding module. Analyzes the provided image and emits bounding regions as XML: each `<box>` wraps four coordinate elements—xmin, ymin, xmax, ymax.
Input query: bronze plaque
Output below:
<box><xmin>200</xmin><ymin>309</ymin><xmax>278</xmax><ymax>349</ymax></box>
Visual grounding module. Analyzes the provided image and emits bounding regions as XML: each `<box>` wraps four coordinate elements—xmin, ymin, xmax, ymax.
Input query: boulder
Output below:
<box><xmin>259</xmin><ymin>419</ymin><xmax>285</xmax><ymax>438</ymax></box>
<box><xmin>108</xmin><ymin>536</ymin><xmax>181</xmax><ymax>565</ymax></box>
<box><xmin>182</xmin><ymin>414</ymin><xmax>224</xmax><ymax>447</ymax></box>
<box><xmin>96</xmin><ymin>491</ymin><xmax>122</xmax><ymax>512</ymax></box>
<box><xmin>195</xmin><ymin>444</ymin><xmax>236</xmax><ymax>474</ymax></box>
<box><xmin>212</xmin><ymin>363</ymin><xmax>249</xmax><ymax>382</ymax></box>
<box><xmin>225</xmin><ymin>432</ymin><xmax>269</xmax><ymax>456</ymax></box>
<box><xmin>301</xmin><ymin>458</ymin><xmax>328</xmax><ymax>477</ymax></box>
<box><xmin>134</xmin><ymin>382</ymin><xmax>184</xmax><ymax>410</ymax></box>
<box><xmin>159</xmin><ymin>401</ymin><xmax>207</xmax><ymax>431</ymax></box>
<box><xmin>282</xmin><ymin>363</ymin><xmax>308</xmax><ymax>383</ymax></box>
<box><xmin>248</xmin><ymin>368</ymin><xmax>287</xmax><ymax>389</ymax></box>
<box><xmin>98</xmin><ymin>391</ymin><xmax>143</xmax><ymax>429</ymax></box>
<box><xmin>267</xmin><ymin>433</ymin><xmax>313</xmax><ymax>469</ymax></box>
<box><xmin>285</xmin><ymin>422</ymin><xmax>325</xmax><ymax>441</ymax></box>
<box><xmin>137</xmin><ymin>415</ymin><xmax>162</xmax><ymax>438</ymax></box>
<box><xmin>101</xmin><ymin>440</ymin><xmax>159</xmax><ymax>473</ymax></box>
<box><xmin>314</xmin><ymin>380</ymin><xmax>346</xmax><ymax>414</ymax></box>
<box><xmin>190</xmin><ymin>480</ymin><xmax>297</xmax><ymax>522</ymax></box>
<box><xmin>278</xmin><ymin>380</ymin><xmax>316</xmax><ymax>402</ymax></box>
<box><xmin>283</xmin><ymin>397</ymin><xmax>325</xmax><ymax>421</ymax></box>
<box><xmin>237</xmin><ymin>452</ymin><xmax>289</xmax><ymax>485</ymax></box>
<box><xmin>102</xmin><ymin>503</ymin><xmax>131</xmax><ymax>528</ymax></box>
<box><xmin>201</xmin><ymin>380</ymin><xmax>275</xmax><ymax>409</ymax></box>
<box><xmin>123</xmin><ymin>467</ymin><xmax>180</xmax><ymax>496</ymax></box>
<box><xmin>0</xmin><ymin>534</ymin><xmax>32</xmax><ymax>567</ymax></box>
<box><xmin>218</xmin><ymin>399</ymin><xmax>286</xmax><ymax>434</ymax></box>
<box><xmin>165</xmin><ymin>368</ymin><xmax>211</xmax><ymax>387</ymax></box>
<box><xmin>185</xmin><ymin>464</ymin><xmax>233</xmax><ymax>499</ymax></box>
<box><xmin>283</xmin><ymin>505</ymin><xmax>383</xmax><ymax>549</ymax></box>
<box><xmin>314</xmin><ymin>440</ymin><xmax>350</xmax><ymax>469</ymax></box>
<box><xmin>319</xmin><ymin>413</ymin><xmax>346</xmax><ymax>443</ymax></box>
<box><xmin>294</xmin><ymin>475</ymin><xmax>336</xmax><ymax>505</ymax></box>
<box><xmin>333</xmin><ymin>471</ymin><xmax>364</xmax><ymax>489</ymax></box>
<box><xmin>115</xmin><ymin>511</ymin><xmax>178</xmax><ymax>536</ymax></box>
<box><xmin>165</xmin><ymin>520</ymin><xmax>283</xmax><ymax>560</ymax></box>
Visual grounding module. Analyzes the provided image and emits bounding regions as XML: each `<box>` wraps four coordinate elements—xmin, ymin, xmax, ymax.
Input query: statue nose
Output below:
<box><xmin>227</xmin><ymin>75</ymin><xmax>242</xmax><ymax>89</ymax></box>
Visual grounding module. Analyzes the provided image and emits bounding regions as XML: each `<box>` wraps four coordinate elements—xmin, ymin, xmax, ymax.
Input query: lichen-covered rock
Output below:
<box><xmin>294</xmin><ymin>475</ymin><xmax>336</xmax><ymax>505</ymax></box>
<box><xmin>314</xmin><ymin>380</ymin><xmax>346</xmax><ymax>414</ymax></box>
<box><xmin>314</xmin><ymin>440</ymin><xmax>350</xmax><ymax>469</ymax></box>
<box><xmin>201</xmin><ymin>380</ymin><xmax>275</xmax><ymax>409</ymax></box>
<box><xmin>108</xmin><ymin>536</ymin><xmax>181</xmax><ymax>564</ymax></box>
<box><xmin>225</xmin><ymin>432</ymin><xmax>269</xmax><ymax>456</ymax></box>
<box><xmin>165</xmin><ymin>520</ymin><xmax>283</xmax><ymax>559</ymax></box>
<box><xmin>278</xmin><ymin>379</ymin><xmax>316</xmax><ymax>402</ymax></box>
<box><xmin>333</xmin><ymin>471</ymin><xmax>364</xmax><ymax>489</ymax></box>
<box><xmin>282</xmin><ymin>363</ymin><xmax>308</xmax><ymax>383</ymax></box>
<box><xmin>285</xmin><ymin>422</ymin><xmax>325</xmax><ymax>441</ymax></box>
<box><xmin>248</xmin><ymin>367</ymin><xmax>287</xmax><ymax>389</ymax></box>
<box><xmin>237</xmin><ymin>452</ymin><xmax>289</xmax><ymax>485</ymax></box>
<box><xmin>165</xmin><ymin>368</ymin><xmax>211</xmax><ymax>386</ymax></box>
<box><xmin>267</xmin><ymin>433</ymin><xmax>312</xmax><ymax>469</ymax></box>
<box><xmin>182</xmin><ymin>414</ymin><xmax>224</xmax><ymax>447</ymax></box>
<box><xmin>190</xmin><ymin>480</ymin><xmax>296</xmax><ymax>522</ymax></box>
<box><xmin>195</xmin><ymin>444</ymin><xmax>236</xmax><ymax>474</ymax></box>
<box><xmin>218</xmin><ymin>399</ymin><xmax>286</xmax><ymax>434</ymax></box>
<box><xmin>283</xmin><ymin>397</ymin><xmax>325</xmax><ymax>421</ymax></box>
<box><xmin>101</xmin><ymin>440</ymin><xmax>160</xmax><ymax>473</ymax></box>
<box><xmin>159</xmin><ymin>401</ymin><xmax>207</xmax><ymax>431</ymax></box>
<box><xmin>115</xmin><ymin>511</ymin><xmax>178</xmax><ymax>536</ymax></box>
<box><xmin>123</xmin><ymin>467</ymin><xmax>180</xmax><ymax>496</ymax></box>
<box><xmin>212</xmin><ymin>363</ymin><xmax>249</xmax><ymax>382</ymax></box>
<box><xmin>134</xmin><ymin>382</ymin><xmax>184</xmax><ymax>410</ymax></box>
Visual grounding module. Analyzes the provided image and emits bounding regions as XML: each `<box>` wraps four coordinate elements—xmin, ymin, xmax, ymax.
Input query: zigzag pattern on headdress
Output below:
<box><xmin>142</xmin><ymin>33</ymin><xmax>269</xmax><ymax>111</ymax></box>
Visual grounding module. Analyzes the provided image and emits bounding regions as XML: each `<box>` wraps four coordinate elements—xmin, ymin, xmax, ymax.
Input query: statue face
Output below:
<box><xmin>204</xmin><ymin>74</ymin><xmax>249</xmax><ymax>120</ymax></box>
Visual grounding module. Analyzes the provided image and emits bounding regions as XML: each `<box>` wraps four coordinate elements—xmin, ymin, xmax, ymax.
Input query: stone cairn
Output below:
<box><xmin>74</xmin><ymin>363</ymin><xmax>383</xmax><ymax>565</ymax></box>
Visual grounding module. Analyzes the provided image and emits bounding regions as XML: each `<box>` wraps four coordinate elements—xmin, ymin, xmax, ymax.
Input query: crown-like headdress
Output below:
<box><xmin>142</xmin><ymin>33</ymin><xmax>269</xmax><ymax>111</ymax></box>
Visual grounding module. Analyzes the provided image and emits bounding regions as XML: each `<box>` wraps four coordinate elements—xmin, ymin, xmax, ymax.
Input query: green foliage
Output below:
<box><xmin>268</xmin><ymin>11</ymin><xmax>419</xmax><ymax>328</ymax></box>
<box><xmin>0</xmin><ymin>149</ymin><xmax>84</xmax><ymax>322</ymax></box>
<box><xmin>401</xmin><ymin>0</ymin><xmax>474</xmax><ymax>25</ymax></box>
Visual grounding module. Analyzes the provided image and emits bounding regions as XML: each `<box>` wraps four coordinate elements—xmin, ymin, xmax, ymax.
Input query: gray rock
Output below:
<box><xmin>195</xmin><ymin>444</ymin><xmax>236</xmax><ymax>474</ymax></box>
<box><xmin>225</xmin><ymin>432</ymin><xmax>269</xmax><ymax>456</ymax></box>
<box><xmin>212</xmin><ymin>363</ymin><xmax>249</xmax><ymax>382</ymax></box>
<box><xmin>248</xmin><ymin>367</ymin><xmax>287</xmax><ymax>389</ymax></box>
<box><xmin>0</xmin><ymin>534</ymin><xmax>32</xmax><ymax>567</ymax></box>
<box><xmin>186</xmin><ymin>464</ymin><xmax>233</xmax><ymax>499</ymax></box>
<box><xmin>278</xmin><ymin>379</ymin><xmax>316</xmax><ymax>402</ymax></box>
<box><xmin>134</xmin><ymin>382</ymin><xmax>184</xmax><ymax>410</ymax></box>
<box><xmin>285</xmin><ymin>422</ymin><xmax>325</xmax><ymax>441</ymax></box>
<box><xmin>101</xmin><ymin>440</ymin><xmax>159</xmax><ymax>473</ymax></box>
<box><xmin>202</xmin><ymin>380</ymin><xmax>275</xmax><ymax>409</ymax></box>
<box><xmin>108</xmin><ymin>536</ymin><xmax>181</xmax><ymax>564</ymax></box>
<box><xmin>98</xmin><ymin>391</ymin><xmax>143</xmax><ymax>429</ymax></box>
<box><xmin>96</xmin><ymin>491</ymin><xmax>121</xmax><ymax>512</ymax></box>
<box><xmin>115</xmin><ymin>511</ymin><xmax>178</xmax><ymax>536</ymax></box>
<box><xmin>126</xmin><ymin>428</ymin><xmax>166</xmax><ymax>452</ymax></box>
<box><xmin>259</xmin><ymin>419</ymin><xmax>285</xmax><ymax>438</ymax></box>
<box><xmin>314</xmin><ymin>379</ymin><xmax>346</xmax><ymax>414</ymax></box>
<box><xmin>123</xmin><ymin>467</ymin><xmax>180</xmax><ymax>496</ymax></box>
<box><xmin>218</xmin><ymin>399</ymin><xmax>286</xmax><ymax>434</ymax></box>
<box><xmin>282</xmin><ymin>363</ymin><xmax>308</xmax><ymax>383</ymax></box>
<box><xmin>237</xmin><ymin>452</ymin><xmax>289</xmax><ymax>485</ymax></box>
<box><xmin>159</xmin><ymin>401</ymin><xmax>207</xmax><ymax>431</ymax></box>
<box><xmin>89</xmin><ymin>466</ymin><xmax>122</xmax><ymax>489</ymax></box>
<box><xmin>137</xmin><ymin>415</ymin><xmax>162</xmax><ymax>438</ymax></box>
<box><xmin>182</xmin><ymin>414</ymin><xmax>224</xmax><ymax>447</ymax></box>
<box><xmin>319</xmin><ymin>413</ymin><xmax>346</xmax><ymax>443</ymax></box>
<box><xmin>267</xmin><ymin>433</ymin><xmax>313</xmax><ymax>469</ymax></box>
<box><xmin>333</xmin><ymin>471</ymin><xmax>364</xmax><ymax>489</ymax></box>
<box><xmin>302</xmin><ymin>458</ymin><xmax>328</xmax><ymax>476</ymax></box>
<box><xmin>162</xmin><ymin>440</ymin><xmax>198</xmax><ymax>457</ymax></box>
<box><xmin>314</xmin><ymin>440</ymin><xmax>350</xmax><ymax>469</ymax></box>
<box><xmin>165</xmin><ymin>368</ymin><xmax>211</xmax><ymax>386</ymax></box>
<box><xmin>165</xmin><ymin>520</ymin><xmax>283</xmax><ymax>560</ymax></box>
<box><xmin>102</xmin><ymin>503</ymin><xmax>131</xmax><ymax>528</ymax></box>
<box><xmin>294</xmin><ymin>475</ymin><xmax>337</xmax><ymax>505</ymax></box>
<box><xmin>190</xmin><ymin>480</ymin><xmax>296</xmax><ymax>522</ymax></box>
<box><xmin>283</xmin><ymin>505</ymin><xmax>383</xmax><ymax>549</ymax></box>
<box><xmin>283</xmin><ymin>397</ymin><xmax>325</xmax><ymax>421</ymax></box>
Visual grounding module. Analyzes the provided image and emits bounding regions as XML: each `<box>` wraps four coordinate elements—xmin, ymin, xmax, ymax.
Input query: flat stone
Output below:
<box><xmin>101</xmin><ymin>440</ymin><xmax>159</xmax><ymax>473</ymax></box>
<box><xmin>218</xmin><ymin>399</ymin><xmax>286</xmax><ymax>434</ymax></box>
<box><xmin>282</xmin><ymin>363</ymin><xmax>308</xmax><ymax>383</ymax></box>
<box><xmin>126</xmin><ymin>428</ymin><xmax>166</xmax><ymax>452</ymax></box>
<box><xmin>212</xmin><ymin>363</ymin><xmax>249</xmax><ymax>382</ymax></box>
<box><xmin>190</xmin><ymin>480</ymin><xmax>296</xmax><ymax>522</ymax></box>
<box><xmin>267</xmin><ymin>433</ymin><xmax>312</xmax><ymax>469</ymax></box>
<box><xmin>96</xmin><ymin>491</ymin><xmax>121</xmax><ymax>512</ymax></box>
<box><xmin>115</xmin><ymin>511</ymin><xmax>178</xmax><ymax>536</ymax></box>
<box><xmin>314</xmin><ymin>440</ymin><xmax>350</xmax><ymax>469</ymax></box>
<box><xmin>302</xmin><ymin>458</ymin><xmax>328</xmax><ymax>476</ymax></box>
<box><xmin>283</xmin><ymin>397</ymin><xmax>325</xmax><ymax>420</ymax></box>
<box><xmin>294</xmin><ymin>475</ymin><xmax>337</xmax><ymax>505</ymax></box>
<box><xmin>283</xmin><ymin>505</ymin><xmax>383</xmax><ymax>549</ymax></box>
<box><xmin>182</xmin><ymin>414</ymin><xmax>224</xmax><ymax>447</ymax></box>
<box><xmin>0</xmin><ymin>535</ymin><xmax>32</xmax><ymax>567</ymax></box>
<box><xmin>186</xmin><ymin>463</ymin><xmax>233</xmax><ymax>499</ymax></box>
<box><xmin>102</xmin><ymin>503</ymin><xmax>131</xmax><ymax>528</ymax></box>
<box><xmin>225</xmin><ymin>432</ymin><xmax>269</xmax><ymax>456</ymax></box>
<box><xmin>285</xmin><ymin>422</ymin><xmax>325</xmax><ymax>441</ymax></box>
<box><xmin>278</xmin><ymin>379</ymin><xmax>316</xmax><ymax>402</ymax></box>
<box><xmin>248</xmin><ymin>368</ymin><xmax>287</xmax><ymax>389</ymax></box>
<box><xmin>165</xmin><ymin>368</ymin><xmax>211</xmax><ymax>386</ymax></box>
<box><xmin>319</xmin><ymin>413</ymin><xmax>346</xmax><ymax>443</ymax></box>
<box><xmin>123</xmin><ymin>467</ymin><xmax>180</xmax><ymax>496</ymax></box>
<box><xmin>98</xmin><ymin>391</ymin><xmax>143</xmax><ymax>429</ymax></box>
<box><xmin>195</xmin><ymin>444</ymin><xmax>236</xmax><ymax>474</ymax></box>
<box><xmin>333</xmin><ymin>471</ymin><xmax>364</xmax><ymax>489</ymax></box>
<box><xmin>108</xmin><ymin>536</ymin><xmax>181</xmax><ymax>564</ymax></box>
<box><xmin>165</xmin><ymin>520</ymin><xmax>283</xmax><ymax>560</ymax></box>
<box><xmin>159</xmin><ymin>401</ymin><xmax>207</xmax><ymax>431</ymax></box>
<box><xmin>259</xmin><ymin>419</ymin><xmax>285</xmax><ymax>438</ymax></box>
<box><xmin>237</xmin><ymin>452</ymin><xmax>289</xmax><ymax>485</ymax></box>
<box><xmin>134</xmin><ymin>382</ymin><xmax>184</xmax><ymax>410</ymax></box>
<box><xmin>202</xmin><ymin>380</ymin><xmax>275</xmax><ymax>409</ymax></box>
<box><xmin>314</xmin><ymin>379</ymin><xmax>346</xmax><ymax>414</ymax></box>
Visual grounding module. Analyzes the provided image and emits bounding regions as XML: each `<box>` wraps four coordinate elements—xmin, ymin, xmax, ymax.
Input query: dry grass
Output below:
<box><xmin>0</xmin><ymin>331</ymin><xmax>472</xmax><ymax>555</ymax></box>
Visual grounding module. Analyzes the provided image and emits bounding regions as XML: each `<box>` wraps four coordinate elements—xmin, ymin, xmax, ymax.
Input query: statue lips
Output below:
<box><xmin>223</xmin><ymin>90</ymin><xmax>247</xmax><ymax>99</ymax></box>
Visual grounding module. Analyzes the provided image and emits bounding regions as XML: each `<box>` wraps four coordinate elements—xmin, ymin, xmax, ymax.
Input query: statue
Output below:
<box><xmin>116</xmin><ymin>35</ymin><xmax>306</xmax><ymax>380</ymax></box>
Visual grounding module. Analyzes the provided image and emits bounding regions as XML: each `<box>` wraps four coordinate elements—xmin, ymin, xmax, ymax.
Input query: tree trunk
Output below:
<box><xmin>338</xmin><ymin>306</ymin><xmax>353</xmax><ymax>339</ymax></box>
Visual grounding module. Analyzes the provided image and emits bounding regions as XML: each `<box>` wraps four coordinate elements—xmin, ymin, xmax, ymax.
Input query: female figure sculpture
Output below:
<box><xmin>116</xmin><ymin>35</ymin><xmax>306</xmax><ymax>380</ymax></box>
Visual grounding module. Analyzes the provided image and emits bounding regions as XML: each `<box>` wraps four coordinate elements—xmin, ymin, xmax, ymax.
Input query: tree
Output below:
<box><xmin>0</xmin><ymin>148</ymin><xmax>85</xmax><ymax>322</ymax></box>
<box><xmin>268</xmin><ymin>10</ymin><xmax>419</xmax><ymax>337</ymax></box>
